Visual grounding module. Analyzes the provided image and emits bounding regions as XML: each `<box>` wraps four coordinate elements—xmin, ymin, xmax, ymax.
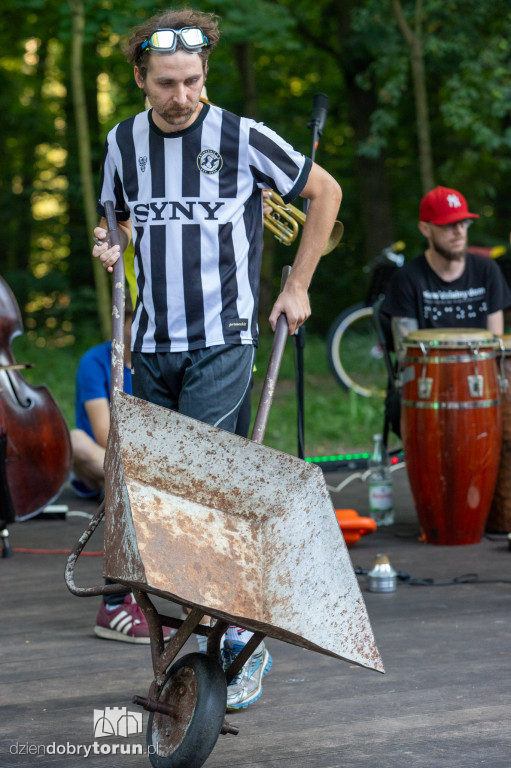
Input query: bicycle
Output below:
<box><xmin>326</xmin><ymin>243</ymin><xmax>405</xmax><ymax>398</ymax></box>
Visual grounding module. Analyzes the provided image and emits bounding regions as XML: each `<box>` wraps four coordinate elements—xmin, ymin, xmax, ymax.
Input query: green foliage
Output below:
<box><xmin>3</xmin><ymin>0</ymin><xmax>511</xmax><ymax>340</ymax></box>
<box><xmin>7</xmin><ymin>0</ymin><xmax>511</xmax><ymax>460</ymax></box>
<box><xmin>201</xmin><ymin>0</ymin><xmax>298</xmax><ymax>48</ymax></box>
<box><xmin>351</xmin><ymin>0</ymin><xmax>511</xmax><ymax>230</ymax></box>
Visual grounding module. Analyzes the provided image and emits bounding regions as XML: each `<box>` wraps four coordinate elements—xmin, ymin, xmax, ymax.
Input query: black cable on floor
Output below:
<box><xmin>355</xmin><ymin>567</ymin><xmax>511</xmax><ymax>586</ymax></box>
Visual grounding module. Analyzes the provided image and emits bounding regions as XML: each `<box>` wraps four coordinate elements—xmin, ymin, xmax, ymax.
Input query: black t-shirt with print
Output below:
<box><xmin>382</xmin><ymin>252</ymin><xmax>511</xmax><ymax>328</ymax></box>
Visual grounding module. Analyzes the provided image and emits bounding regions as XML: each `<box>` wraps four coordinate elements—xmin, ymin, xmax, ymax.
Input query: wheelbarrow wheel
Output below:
<box><xmin>147</xmin><ymin>652</ymin><xmax>227</xmax><ymax>768</ymax></box>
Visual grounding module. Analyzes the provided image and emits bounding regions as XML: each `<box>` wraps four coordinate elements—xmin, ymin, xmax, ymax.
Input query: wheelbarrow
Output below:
<box><xmin>65</xmin><ymin>202</ymin><xmax>383</xmax><ymax>768</ymax></box>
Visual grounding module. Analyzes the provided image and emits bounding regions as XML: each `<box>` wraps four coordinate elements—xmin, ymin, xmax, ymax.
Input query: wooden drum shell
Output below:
<box><xmin>401</xmin><ymin>329</ymin><xmax>501</xmax><ymax>546</ymax></box>
<box><xmin>487</xmin><ymin>335</ymin><xmax>511</xmax><ymax>532</ymax></box>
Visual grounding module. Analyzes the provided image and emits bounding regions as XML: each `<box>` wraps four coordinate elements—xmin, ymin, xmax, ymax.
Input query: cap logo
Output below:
<box><xmin>446</xmin><ymin>193</ymin><xmax>462</xmax><ymax>209</ymax></box>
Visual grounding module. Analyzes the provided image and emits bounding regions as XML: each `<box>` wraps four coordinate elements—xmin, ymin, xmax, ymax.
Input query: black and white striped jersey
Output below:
<box><xmin>97</xmin><ymin>102</ymin><xmax>312</xmax><ymax>352</ymax></box>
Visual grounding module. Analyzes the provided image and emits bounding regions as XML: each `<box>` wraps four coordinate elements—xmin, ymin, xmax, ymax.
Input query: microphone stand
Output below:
<box><xmin>294</xmin><ymin>93</ymin><xmax>329</xmax><ymax>459</ymax></box>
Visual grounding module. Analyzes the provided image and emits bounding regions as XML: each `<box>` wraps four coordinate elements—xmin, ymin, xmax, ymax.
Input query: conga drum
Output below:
<box><xmin>487</xmin><ymin>335</ymin><xmax>511</xmax><ymax>532</ymax></box>
<box><xmin>401</xmin><ymin>328</ymin><xmax>501</xmax><ymax>545</ymax></box>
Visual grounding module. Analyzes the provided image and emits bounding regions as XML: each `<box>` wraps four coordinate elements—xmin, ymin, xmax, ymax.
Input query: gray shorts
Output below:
<box><xmin>131</xmin><ymin>344</ymin><xmax>255</xmax><ymax>434</ymax></box>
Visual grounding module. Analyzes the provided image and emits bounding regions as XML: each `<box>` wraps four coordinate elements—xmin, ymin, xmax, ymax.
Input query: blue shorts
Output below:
<box><xmin>131</xmin><ymin>344</ymin><xmax>255</xmax><ymax>434</ymax></box>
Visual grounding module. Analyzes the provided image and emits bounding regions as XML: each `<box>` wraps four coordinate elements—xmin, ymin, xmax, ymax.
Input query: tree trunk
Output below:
<box><xmin>342</xmin><ymin>73</ymin><xmax>395</xmax><ymax>260</ymax></box>
<box><xmin>331</xmin><ymin>0</ymin><xmax>395</xmax><ymax>261</ymax></box>
<box><xmin>286</xmin><ymin>0</ymin><xmax>396</xmax><ymax>263</ymax></box>
<box><xmin>233</xmin><ymin>43</ymin><xmax>260</xmax><ymax>120</ymax></box>
<box><xmin>391</xmin><ymin>0</ymin><xmax>434</xmax><ymax>193</ymax></box>
<box><xmin>64</xmin><ymin>47</ymin><xmax>100</xmax><ymax>294</ymax></box>
<box><xmin>68</xmin><ymin>0</ymin><xmax>110</xmax><ymax>339</ymax></box>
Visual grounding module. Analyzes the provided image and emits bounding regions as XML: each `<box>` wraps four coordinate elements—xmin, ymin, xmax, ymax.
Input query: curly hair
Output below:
<box><xmin>124</xmin><ymin>7</ymin><xmax>220</xmax><ymax>76</ymax></box>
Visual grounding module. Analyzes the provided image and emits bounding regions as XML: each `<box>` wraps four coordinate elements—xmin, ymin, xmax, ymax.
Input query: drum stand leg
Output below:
<box><xmin>1</xmin><ymin>528</ymin><xmax>13</xmax><ymax>558</ymax></box>
<box><xmin>0</xmin><ymin>428</ymin><xmax>16</xmax><ymax>558</ymax></box>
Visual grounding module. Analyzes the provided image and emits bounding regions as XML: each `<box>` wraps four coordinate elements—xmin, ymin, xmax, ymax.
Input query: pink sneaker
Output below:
<box><xmin>94</xmin><ymin>594</ymin><xmax>173</xmax><ymax>644</ymax></box>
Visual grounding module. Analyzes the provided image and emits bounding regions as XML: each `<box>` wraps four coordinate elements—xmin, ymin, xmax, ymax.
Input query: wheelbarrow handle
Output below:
<box><xmin>64</xmin><ymin>501</ymin><xmax>130</xmax><ymax>597</ymax></box>
<box><xmin>251</xmin><ymin>266</ymin><xmax>291</xmax><ymax>445</ymax></box>
<box><xmin>104</xmin><ymin>200</ymin><xmax>126</xmax><ymax>396</ymax></box>
<box><xmin>64</xmin><ymin>203</ymin><xmax>128</xmax><ymax>599</ymax></box>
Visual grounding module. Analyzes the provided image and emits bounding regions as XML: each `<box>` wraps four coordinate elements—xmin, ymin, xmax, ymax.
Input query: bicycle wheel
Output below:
<box><xmin>327</xmin><ymin>303</ymin><xmax>387</xmax><ymax>398</ymax></box>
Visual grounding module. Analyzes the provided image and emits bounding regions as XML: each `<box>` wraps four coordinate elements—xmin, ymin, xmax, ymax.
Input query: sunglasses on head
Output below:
<box><xmin>141</xmin><ymin>27</ymin><xmax>209</xmax><ymax>54</ymax></box>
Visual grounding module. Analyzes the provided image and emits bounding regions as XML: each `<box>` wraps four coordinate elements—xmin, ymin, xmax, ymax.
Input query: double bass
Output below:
<box><xmin>0</xmin><ymin>276</ymin><xmax>71</xmax><ymax>523</ymax></box>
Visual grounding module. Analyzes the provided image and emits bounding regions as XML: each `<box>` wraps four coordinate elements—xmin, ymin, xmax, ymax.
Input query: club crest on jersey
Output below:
<box><xmin>138</xmin><ymin>156</ymin><xmax>148</xmax><ymax>173</ymax></box>
<box><xmin>197</xmin><ymin>149</ymin><xmax>223</xmax><ymax>175</ymax></box>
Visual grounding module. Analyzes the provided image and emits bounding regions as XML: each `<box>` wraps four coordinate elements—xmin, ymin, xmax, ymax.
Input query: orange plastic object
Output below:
<box><xmin>335</xmin><ymin>508</ymin><xmax>377</xmax><ymax>547</ymax></box>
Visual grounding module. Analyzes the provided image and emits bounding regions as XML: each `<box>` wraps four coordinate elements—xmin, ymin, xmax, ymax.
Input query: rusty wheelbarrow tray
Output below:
<box><xmin>65</xmin><ymin>202</ymin><xmax>382</xmax><ymax>768</ymax></box>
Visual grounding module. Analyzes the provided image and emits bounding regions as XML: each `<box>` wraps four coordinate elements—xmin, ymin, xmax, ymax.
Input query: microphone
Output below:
<box><xmin>307</xmin><ymin>93</ymin><xmax>329</xmax><ymax>135</ymax></box>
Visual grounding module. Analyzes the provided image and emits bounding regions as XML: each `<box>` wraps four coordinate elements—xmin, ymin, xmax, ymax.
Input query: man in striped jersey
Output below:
<box><xmin>92</xmin><ymin>8</ymin><xmax>342</xmax><ymax>710</ymax></box>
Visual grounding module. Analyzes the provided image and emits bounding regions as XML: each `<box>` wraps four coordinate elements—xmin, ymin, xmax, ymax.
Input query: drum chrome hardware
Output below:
<box><xmin>488</xmin><ymin>335</ymin><xmax>511</xmax><ymax>533</ymax></box>
<box><xmin>418</xmin><ymin>377</ymin><xmax>433</xmax><ymax>399</ymax></box>
<box><xmin>468</xmin><ymin>375</ymin><xmax>484</xmax><ymax>398</ymax></box>
<box><xmin>498</xmin><ymin>337</ymin><xmax>509</xmax><ymax>393</ymax></box>
<box><xmin>418</xmin><ymin>341</ymin><xmax>433</xmax><ymax>399</ymax></box>
<box><xmin>467</xmin><ymin>344</ymin><xmax>483</xmax><ymax>398</ymax></box>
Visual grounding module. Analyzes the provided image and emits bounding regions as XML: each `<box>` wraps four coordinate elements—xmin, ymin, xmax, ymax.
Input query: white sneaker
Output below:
<box><xmin>222</xmin><ymin>640</ymin><xmax>273</xmax><ymax>710</ymax></box>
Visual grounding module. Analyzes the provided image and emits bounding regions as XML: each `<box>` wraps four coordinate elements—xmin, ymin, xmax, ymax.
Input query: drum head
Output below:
<box><xmin>406</xmin><ymin>327</ymin><xmax>498</xmax><ymax>348</ymax></box>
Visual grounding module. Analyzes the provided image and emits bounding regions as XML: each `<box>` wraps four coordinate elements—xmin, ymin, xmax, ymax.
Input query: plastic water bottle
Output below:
<box><xmin>368</xmin><ymin>434</ymin><xmax>394</xmax><ymax>526</ymax></box>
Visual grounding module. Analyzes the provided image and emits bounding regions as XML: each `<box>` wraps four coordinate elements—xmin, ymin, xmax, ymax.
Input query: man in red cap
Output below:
<box><xmin>382</xmin><ymin>185</ymin><xmax>511</xmax><ymax>363</ymax></box>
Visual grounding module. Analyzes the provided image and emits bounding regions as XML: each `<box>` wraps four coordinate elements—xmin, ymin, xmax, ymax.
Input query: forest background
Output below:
<box><xmin>2</xmin><ymin>0</ymin><xmax>511</xmax><ymax>456</ymax></box>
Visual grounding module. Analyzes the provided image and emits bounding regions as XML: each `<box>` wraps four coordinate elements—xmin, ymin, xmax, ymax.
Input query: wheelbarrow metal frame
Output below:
<box><xmin>65</xmin><ymin>201</ymin><xmax>383</xmax><ymax>768</ymax></box>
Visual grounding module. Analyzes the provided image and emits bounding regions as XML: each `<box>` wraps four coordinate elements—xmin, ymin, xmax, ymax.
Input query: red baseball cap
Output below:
<box><xmin>419</xmin><ymin>186</ymin><xmax>479</xmax><ymax>226</ymax></box>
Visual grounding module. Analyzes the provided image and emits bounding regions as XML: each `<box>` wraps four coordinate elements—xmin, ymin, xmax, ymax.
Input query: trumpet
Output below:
<box><xmin>263</xmin><ymin>191</ymin><xmax>344</xmax><ymax>256</ymax></box>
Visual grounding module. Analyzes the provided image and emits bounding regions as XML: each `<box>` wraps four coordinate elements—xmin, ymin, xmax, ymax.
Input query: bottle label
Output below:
<box><xmin>369</xmin><ymin>482</ymin><xmax>393</xmax><ymax>511</ymax></box>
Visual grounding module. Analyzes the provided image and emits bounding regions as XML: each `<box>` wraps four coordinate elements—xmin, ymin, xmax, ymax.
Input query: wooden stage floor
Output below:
<box><xmin>1</xmin><ymin>466</ymin><xmax>510</xmax><ymax>768</ymax></box>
